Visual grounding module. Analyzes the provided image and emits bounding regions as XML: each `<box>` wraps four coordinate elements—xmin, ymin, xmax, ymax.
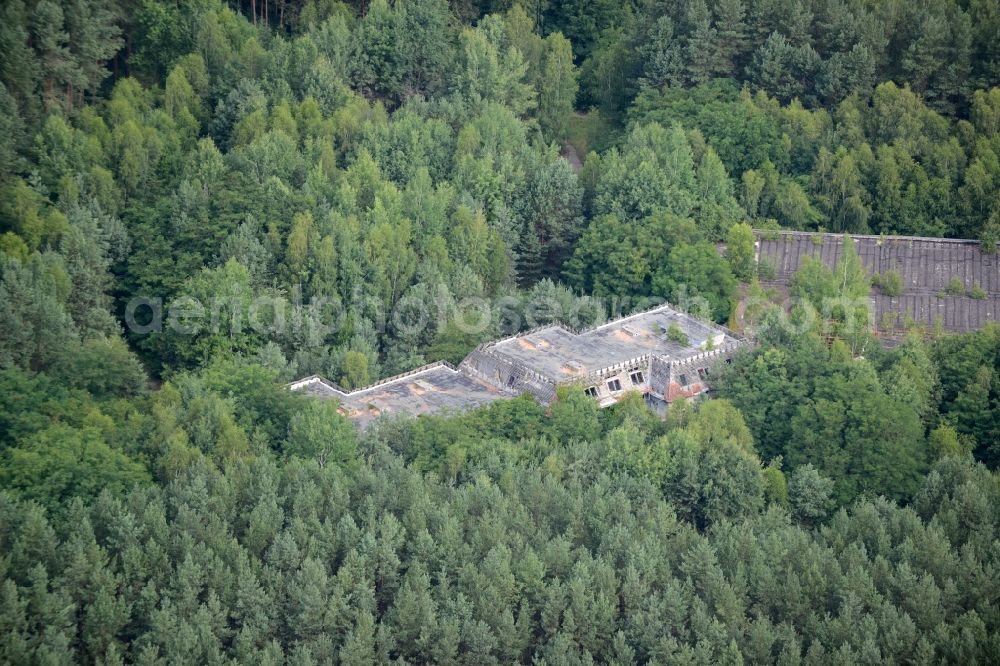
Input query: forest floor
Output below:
<box><xmin>565</xmin><ymin>110</ymin><xmax>618</xmax><ymax>158</ymax></box>
<box><xmin>561</xmin><ymin>142</ymin><xmax>583</xmax><ymax>171</ymax></box>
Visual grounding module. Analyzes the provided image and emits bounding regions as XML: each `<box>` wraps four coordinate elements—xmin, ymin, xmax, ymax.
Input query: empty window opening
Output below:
<box><xmin>630</xmin><ymin>371</ymin><xmax>645</xmax><ymax>385</ymax></box>
<box><xmin>678</xmin><ymin>374</ymin><xmax>689</xmax><ymax>387</ymax></box>
<box><xmin>607</xmin><ymin>378</ymin><xmax>622</xmax><ymax>392</ymax></box>
<box><xmin>584</xmin><ymin>386</ymin><xmax>599</xmax><ymax>398</ymax></box>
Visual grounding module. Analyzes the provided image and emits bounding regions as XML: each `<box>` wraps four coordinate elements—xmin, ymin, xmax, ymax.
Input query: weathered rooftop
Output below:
<box><xmin>482</xmin><ymin>307</ymin><xmax>734</xmax><ymax>381</ymax></box>
<box><xmin>289</xmin><ymin>362</ymin><xmax>512</xmax><ymax>430</ymax></box>
<box><xmin>291</xmin><ymin>303</ymin><xmax>744</xmax><ymax>428</ymax></box>
<box><xmin>755</xmin><ymin>230</ymin><xmax>1000</xmax><ymax>334</ymax></box>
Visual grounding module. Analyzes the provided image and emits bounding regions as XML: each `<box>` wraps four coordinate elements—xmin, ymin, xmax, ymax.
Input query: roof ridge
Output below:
<box><xmin>292</xmin><ymin>360</ymin><xmax>460</xmax><ymax>397</ymax></box>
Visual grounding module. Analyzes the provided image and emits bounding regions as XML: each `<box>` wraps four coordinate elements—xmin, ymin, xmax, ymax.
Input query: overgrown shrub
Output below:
<box><xmin>874</xmin><ymin>269</ymin><xmax>903</xmax><ymax>296</ymax></box>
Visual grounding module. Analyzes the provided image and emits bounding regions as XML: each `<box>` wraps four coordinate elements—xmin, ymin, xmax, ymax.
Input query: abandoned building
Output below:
<box><xmin>755</xmin><ymin>230</ymin><xmax>1000</xmax><ymax>336</ymax></box>
<box><xmin>290</xmin><ymin>303</ymin><xmax>745</xmax><ymax>429</ymax></box>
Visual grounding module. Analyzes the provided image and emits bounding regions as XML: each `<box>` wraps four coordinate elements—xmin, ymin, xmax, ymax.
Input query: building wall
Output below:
<box><xmin>665</xmin><ymin>353</ymin><xmax>730</xmax><ymax>401</ymax></box>
<box><xmin>577</xmin><ymin>361</ymin><xmax>651</xmax><ymax>406</ymax></box>
<box><xmin>665</xmin><ymin>374</ymin><xmax>709</xmax><ymax>402</ymax></box>
<box><xmin>460</xmin><ymin>348</ymin><xmax>557</xmax><ymax>403</ymax></box>
<box><xmin>648</xmin><ymin>355</ymin><xmax>672</xmax><ymax>401</ymax></box>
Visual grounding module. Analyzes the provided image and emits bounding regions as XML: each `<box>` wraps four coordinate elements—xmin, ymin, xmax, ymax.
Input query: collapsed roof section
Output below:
<box><xmin>290</xmin><ymin>303</ymin><xmax>745</xmax><ymax>429</ymax></box>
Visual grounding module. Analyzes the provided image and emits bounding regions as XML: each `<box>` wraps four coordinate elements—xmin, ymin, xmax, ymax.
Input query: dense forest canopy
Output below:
<box><xmin>1</xmin><ymin>0</ymin><xmax>999</xmax><ymax>663</ymax></box>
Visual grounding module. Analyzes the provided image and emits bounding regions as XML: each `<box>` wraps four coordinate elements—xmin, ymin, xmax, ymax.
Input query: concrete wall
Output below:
<box><xmin>460</xmin><ymin>348</ymin><xmax>557</xmax><ymax>403</ymax></box>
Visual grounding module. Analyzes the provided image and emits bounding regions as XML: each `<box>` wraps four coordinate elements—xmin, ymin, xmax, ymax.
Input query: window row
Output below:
<box><xmin>585</xmin><ymin>369</ymin><xmax>646</xmax><ymax>397</ymax></box>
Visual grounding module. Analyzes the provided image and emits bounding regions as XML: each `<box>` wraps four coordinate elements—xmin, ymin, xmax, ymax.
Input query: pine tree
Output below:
<box><xmin>0</xmin><ymin>1</ymin><xmax>41</xmax><ymax>127</ymax></box>
<box><xmin>387</xmin><ymin>564</ymin><xmax>437</xmax><ymax>660</ymax></box>
<box><xmin>400</xmin><ymin>0</ymin><xmax>455</xmax><ymax>98</ymax></box>
<box><xmin>901</xmin><ymin>12</ymin><xmax>965</xmax><ymax>115</ymax></box>
<box><xmin>0</xmin><ymin>253</ymin><xmax>80</xmax><ymax>372</ymax></box>
<box><xmin>64</xmin><ymin>0</ymin><xmax>122</xmax><ymax>108</ymax></box>
<box><xmin>58</xmin><ymin>202</ymin><xmax>123</xmax><ymax>338</ymax></box>
<box><xmin>31</xmin><ymin>1</ymin><xmax>77</xmax><ymax>112</ymax></box>
<box><xmin>684</xmin><ymin>0</ymin><xmax>722</xmax><ymax>85</ymax></box>
<box><xmin>339</xmin><ymin>611</ymin><xmax>377</xmax><ymax>666</ymax></box>
<box><xmin>287</xmin><ymin>558</ymin><xmax>330</xmax><ymax>642</ymax></box>
<box><xmin>639</xmin><ymin>16</ymin><xmax>685</xmax><ymax>90</ymax></box>
<box><xmin>0</xmin><ymin>93</ymin><xmax>22</xmax><ymax>185</ymax></box>
<box><xmin>751</xmin><ymin>33</ymin><xmax>793</xmax><ymax>99</ymax></box>
<box><xmin>969</xmin><ymin>0</ymin><xmax>1000</xmax><ymax>91</ymax></box>
<box><xmin>713</xmin><ymin>0</ymin><xmax>748</xmax><ymax>74</ymax></box>
<box><xmin>351</xmin><ymin>0</ymin><xmax>406</xmax><ymax>101</ymax></box>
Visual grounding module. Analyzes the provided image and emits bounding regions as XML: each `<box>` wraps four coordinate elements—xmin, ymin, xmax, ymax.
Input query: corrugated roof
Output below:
<box><xmin>755</xmin><ymin>230</ymin><xmax>1000</xmax><ymax>334</ymax></box>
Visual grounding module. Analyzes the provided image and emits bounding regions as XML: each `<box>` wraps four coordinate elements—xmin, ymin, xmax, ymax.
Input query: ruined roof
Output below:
<box><xmin>289</xmin><ymin>362</ymin><xmax>512</xmax><ymax>430</ymax></box>
<box><xmin>480</xmin><ymin>306</ymin><xmax>737</xmax><ymax>382</ymax></box>
<box><xmin>755</xmin><ymin>230</ymin><xmax>1000</xmax><ymax>334</ymax></box>
<box><xmin>872</xmin><ymin>294</ymin><xmax>1000</xmax><ymax>331</ymax></box>
<box><xmin>290</xmin><ymin>303</ymin><xmax>744</xmax><ymax>428</ymax></box>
